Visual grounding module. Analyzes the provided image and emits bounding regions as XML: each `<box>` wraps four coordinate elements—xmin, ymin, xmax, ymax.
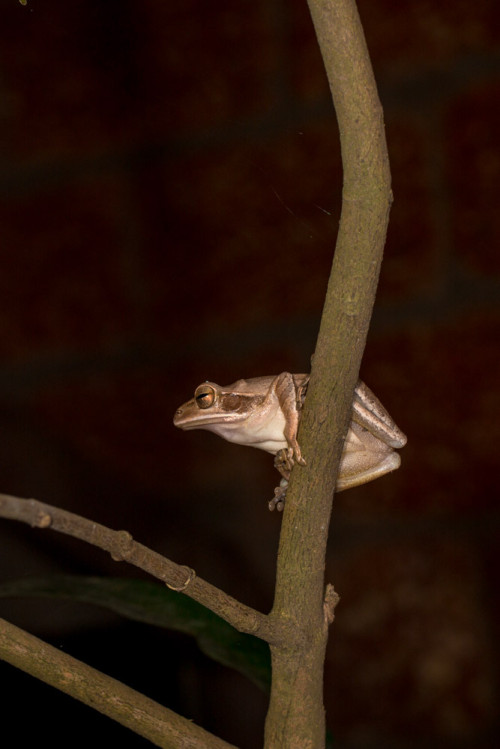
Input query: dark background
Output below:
<box><xmin>0</xmin><ymin>1</ymin><xmax>499</xmax><ymax>746</ymax></box>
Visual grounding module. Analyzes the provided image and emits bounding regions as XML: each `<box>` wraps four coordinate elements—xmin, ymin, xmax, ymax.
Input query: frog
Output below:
<box><xmin>174</xmin><ymin>372</ymin><xmax>406</xmax><ymax>510</ymax></box>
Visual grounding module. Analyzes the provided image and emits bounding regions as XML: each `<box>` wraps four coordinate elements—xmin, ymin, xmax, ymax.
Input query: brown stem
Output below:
<box><xmin>0</xmin><ymin>617</ymin><xmax>237</xmax><ymax>749</ymax></box>
<box><xmin>0</xmin><ymin>492</ymin><xmax>286</xmax><ymax>643</ymax></box>
<box><xmin>264</xmin><ymin>0</ymin><xmax>392</xmax><ymax>746</ymax></box>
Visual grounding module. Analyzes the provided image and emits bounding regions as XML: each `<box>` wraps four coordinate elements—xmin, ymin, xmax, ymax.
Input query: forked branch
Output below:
<box><xmin>0</xmin><ymin>0</ymin><xmax>392</xmax><ymax>746</ymax></box>
<box><xmin>0</xmin><ymin>492</ymin><xmax>287</xmax><ymax>643</ymax></box>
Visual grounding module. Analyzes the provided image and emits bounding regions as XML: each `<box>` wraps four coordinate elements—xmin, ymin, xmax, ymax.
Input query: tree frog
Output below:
<box><xmin>174</xmin><ymin>373</ymin><xmax>407</xmax><ymax>510</ymax></box>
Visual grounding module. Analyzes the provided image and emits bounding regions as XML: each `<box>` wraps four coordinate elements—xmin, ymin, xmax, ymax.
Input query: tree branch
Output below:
<box><xmin>0</xmin><ymin>493</ymin><xmax>286</xmax><ymax>644</ymax></box>
<box><xmin>264</xmin><ymin>0</ymin><xmax>392</xmax><ymax>746</ymax></box>
<box><xmin>0</xmin><ymin>616</ymin><xmax>237</xmax><ymax>749</ymax></box>
<box><xmin>1</xmin><ymin>2</ymin><xmax>392</xmax><ymax>746</ymax></box>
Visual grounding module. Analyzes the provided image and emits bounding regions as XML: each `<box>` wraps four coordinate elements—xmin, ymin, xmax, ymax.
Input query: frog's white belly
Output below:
<box><xmin>201</xmin><ymin>408</ymin><xmax>287</xmax><ymax>455</ymax></box>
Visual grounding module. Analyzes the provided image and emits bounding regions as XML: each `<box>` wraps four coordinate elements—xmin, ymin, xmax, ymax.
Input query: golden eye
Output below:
<box><xmin>194</xmin><ymin>384</ymin><xmax>216</xmax><ymax>410</ymax></box>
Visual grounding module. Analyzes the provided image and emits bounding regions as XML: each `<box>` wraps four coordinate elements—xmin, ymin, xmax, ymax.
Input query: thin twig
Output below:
<box><xmin>0</xmin><ymin>493</ymin><xmax>285</xmax><ymax>643</ymax></box>
<box><xmin>0</xmin><ymin>616</ymin><xmax>237</xmax><ymax>749</ymax></box>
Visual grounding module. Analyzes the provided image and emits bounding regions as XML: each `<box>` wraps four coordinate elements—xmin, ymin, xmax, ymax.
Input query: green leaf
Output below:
<box><xmin>0</xmin><ymin>575</ymin><xmax>271</xmax><ymax>692</ymax></box>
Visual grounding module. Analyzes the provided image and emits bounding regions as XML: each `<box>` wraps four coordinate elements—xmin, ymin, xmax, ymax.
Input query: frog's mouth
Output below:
<box><xmin>173</xmin><ymin>406</ymin><xmax>243</xmax><ymax>429</ymax></box>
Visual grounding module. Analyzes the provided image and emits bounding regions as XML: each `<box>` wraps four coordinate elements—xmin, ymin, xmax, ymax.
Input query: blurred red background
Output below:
<box><xmin>0</xmin><ymin>1</ymin><xmax>498</xmax><ymax>746</ymax></box>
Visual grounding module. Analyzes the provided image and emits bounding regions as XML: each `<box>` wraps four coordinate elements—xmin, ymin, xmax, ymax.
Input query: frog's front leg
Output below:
<box><xmin>268</xmin><ymin>372</ymin><xmax>309</xmax><ymax>511</ymax></box>
<box><xmin>274</xmin><ymin>446</ymin><xmax>294</xmax><ymax>478</ymax></box>
<box><xmin>273</xmin><ymin>372</ymin><xmax>309</xmax><ymax>466</ymax></box>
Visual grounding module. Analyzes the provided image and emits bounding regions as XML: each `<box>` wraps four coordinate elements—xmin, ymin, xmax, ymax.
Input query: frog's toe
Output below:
<box><xmin>269</xmin><ymin>479</ymin><xmax>288</xmax><ymax>511</ymax></box>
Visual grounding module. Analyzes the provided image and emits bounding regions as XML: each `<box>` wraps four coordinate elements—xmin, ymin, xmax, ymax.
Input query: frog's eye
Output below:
<box><xmin>194</xmin><ymin>384</ymin><xmax>216</xmax><ymax>410</ymax></box>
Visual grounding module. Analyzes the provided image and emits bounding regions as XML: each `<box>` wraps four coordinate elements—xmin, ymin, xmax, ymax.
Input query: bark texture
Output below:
<box><xmin>264</xmin><ymin>0</ymin><xmax>392</xmax><ymax>745</ymax></box>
